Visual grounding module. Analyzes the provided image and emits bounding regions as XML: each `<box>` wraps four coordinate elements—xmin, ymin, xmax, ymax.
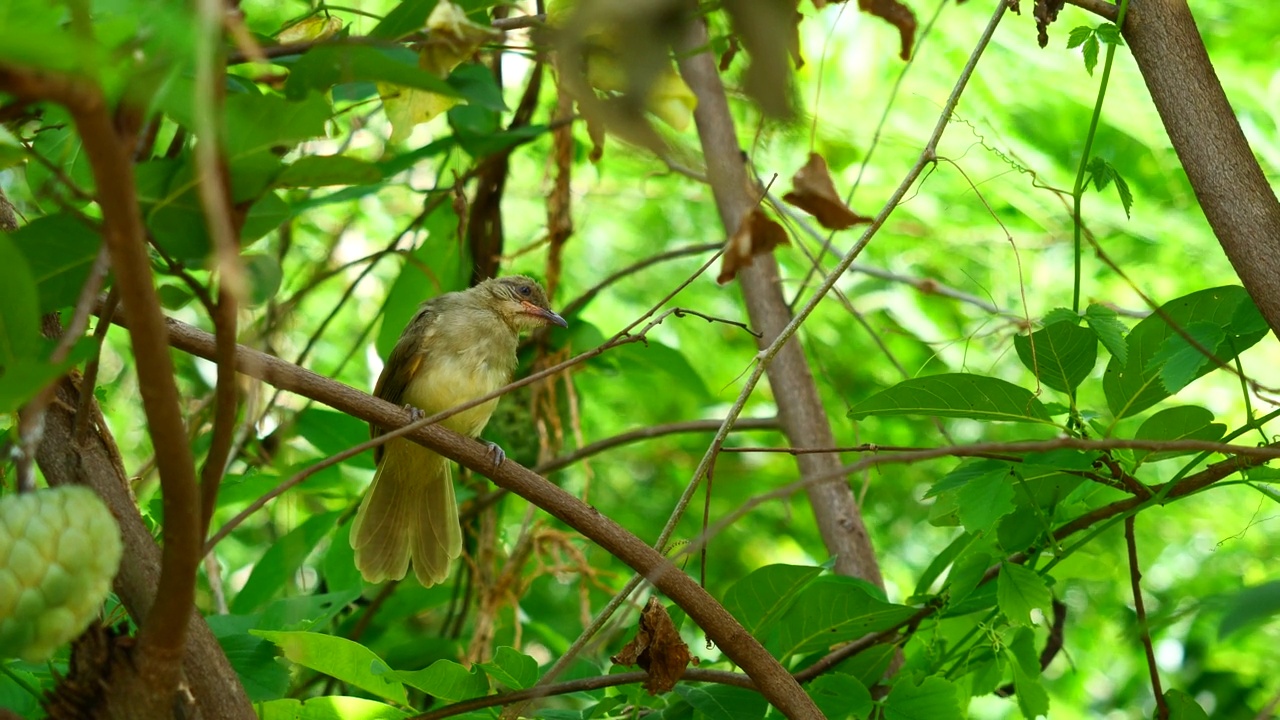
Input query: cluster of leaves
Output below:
<box><xmin>3</xmin><ymin>0</ymin><xmax>1280</xmax><ymax>718</ymax></box>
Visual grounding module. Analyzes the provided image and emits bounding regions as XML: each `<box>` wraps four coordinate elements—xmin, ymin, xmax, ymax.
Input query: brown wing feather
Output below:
<box><xmin>371</xmin><ymin>303</ymin><xmax>437</xmax><ymax>463</ymax></box>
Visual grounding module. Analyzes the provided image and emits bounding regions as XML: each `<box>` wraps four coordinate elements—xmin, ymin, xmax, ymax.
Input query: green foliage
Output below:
<box><xmin>3</xmin><ymin>0</ymin><xmax>1278</xmax><ymax>717</ymax></box>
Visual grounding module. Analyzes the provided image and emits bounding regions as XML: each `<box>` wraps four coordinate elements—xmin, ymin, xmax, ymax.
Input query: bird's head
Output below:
<box><xmin>479</xmin><ymin>275</ymin><xmax>568</xmax><ymax>331</ymax></box>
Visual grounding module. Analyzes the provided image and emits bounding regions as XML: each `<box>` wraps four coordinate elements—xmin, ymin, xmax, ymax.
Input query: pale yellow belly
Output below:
<box><xmin>401</xmin><ymin>351</ymin><xmax>508</xmax><ymax>437</ymax></box>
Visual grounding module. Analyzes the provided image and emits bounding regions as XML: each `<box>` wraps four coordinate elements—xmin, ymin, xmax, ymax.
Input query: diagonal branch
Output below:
<box><xmin>113</xmin><ymin>310</ymin><xmax>824</xmax><ymax>719</ymax></box>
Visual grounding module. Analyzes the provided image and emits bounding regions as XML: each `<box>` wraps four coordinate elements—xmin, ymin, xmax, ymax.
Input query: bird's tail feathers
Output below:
<box><xmin>350</xmin><ymin>439</ymin><xmax>462</xmax><ymax>586</ymax></box>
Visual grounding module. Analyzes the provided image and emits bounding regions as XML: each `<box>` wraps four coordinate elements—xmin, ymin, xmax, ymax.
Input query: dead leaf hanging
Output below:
<box><xmin>717</xmin><ymin>207</ymin><xmax>790</xmax><ymax>285</ymax></box>
<box><xmin>611</xmin><ymin>597</ymin><xmax>698</xmax><ymax>695</ymax></box>
<box><xmin>782</xmin><ymin>152</ymin><xmax>872</xmax><ymax>230</ymax></box>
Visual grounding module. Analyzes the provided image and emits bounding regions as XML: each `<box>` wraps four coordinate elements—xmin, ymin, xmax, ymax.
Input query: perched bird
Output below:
<box><xmin>351</xmin><ymin>276</ymin><xmax>567</xmax><ymax>586</ymax></box>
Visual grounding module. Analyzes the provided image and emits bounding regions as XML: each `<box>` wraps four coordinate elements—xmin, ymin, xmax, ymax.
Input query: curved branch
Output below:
<box><xmin>120</xmin><ymin>311</ymin><xmax>823</xmax><ymax>719</ymax></box>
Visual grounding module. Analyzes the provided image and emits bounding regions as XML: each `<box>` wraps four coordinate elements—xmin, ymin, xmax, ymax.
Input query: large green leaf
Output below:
<box><xmin>1133</xmin><ymin>406</ymin><xmax>1226</xmax><ymax>464</ymax></box>
<box><xmin>997</xmin><ymin>562</ymin><xmax>1051</xmax><ymax>626</ymax></box>
<box><xmin>478</xmin><ymin>647</ymin><xmax>538</xmax><ymax>690</ymax></box>
<box><xmin>1217</xmin><ymin>580</ymin><xmax>1280</xmax><ymax>638</ymax></box>
<box><xmin>771</xmin><ymin>576</ymin><xmax>917</xmax><ymax>659</ymax></box>
<box><xmin>1103</xmin><ymin>286</ymin><xmax>1269</xmax><ymax>418</ymax></box>
<box><xmin>1007</xmin><ymin>626</ymin><xmax>1050</xmax><ymax>718</ymax></box>
<box><xmin>722</xmin><ymin>563</ymin><xmax>824</xmax><ymax>635</ymax></box>
<box><xmin>232</xmin><ymin>511</ymin><xmax>346</xmax><ymax>613</ymax></box>
<box><xmin>8</xmin><ymin>213</ymin><xmax>102</xmax><ymax>312</ymax></box>
<box><xmin>848</xmin><ymin>374</ymin><xmax>1053</xmax><ymax>424</ymax></box>
<box><xmin>252</xmin><ymin>630</ymin><xmax>409</xmax><ymax>705</ymax></box>
<box><xmin>883</xmin><ymin>675</ymin><xmax>961</xmax><ymax>720</ymax></box>
<box><xmin>807</xmin><ymin>673</ymin><xmax>873</xmax><ymax>720</ymax></box>
<box><xmin>1014</xmin><ymin>321</ymin><xmax>1097</xmax><ymax>392</ymax></box>
<box><xmin>257</xmin><ymin>697</ymin><xmax>409</xmax><ymax>720</ymax></box>
<box><xmin>391</xmin><ymin>659</ymin><xmax>488</xmax><ymax>702</ymax></box>
<box><xmin>284</xmin><ymin>45</ymin><xmax>460</xmax><ymax>101</ymax></box>
<box><xmin>675</xmin><ymin>685</ymin><xmax>767</xmax><ymax>720</ymax></box>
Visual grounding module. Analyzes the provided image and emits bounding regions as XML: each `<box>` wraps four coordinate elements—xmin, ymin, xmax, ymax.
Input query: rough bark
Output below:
<box><xmin>675</xmin><ymin>19</ymin><xmax>886</xmax><ymax>586</ymax></box>
<box><xmin>1122</xmin><ymin>0</ymin><xmax>1280</xmax><ymax>335</ymax></box>
<box><xmin>36</xmin><ymin>376</ymin><xmax>256</xmax><ymax>719</ymax></box>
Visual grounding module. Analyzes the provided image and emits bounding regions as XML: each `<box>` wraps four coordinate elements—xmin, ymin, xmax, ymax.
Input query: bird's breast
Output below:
<box><xmin>401</xmin><ymin>343</ymin><xmax>515</xmax><ymax>437</ymax></box>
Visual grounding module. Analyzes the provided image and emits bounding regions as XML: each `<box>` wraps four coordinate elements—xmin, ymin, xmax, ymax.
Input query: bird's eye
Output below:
<box><xmin>519</xmin><ymin>285</ymin><xmax>532</xmax><ymax>297</ymax></box>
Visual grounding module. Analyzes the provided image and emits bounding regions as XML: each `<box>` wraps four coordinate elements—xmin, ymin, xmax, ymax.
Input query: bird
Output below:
<box><xmin>350</xmin><ymin>275</ymin><xmax>567</xmax><ymax>586</ymax></box>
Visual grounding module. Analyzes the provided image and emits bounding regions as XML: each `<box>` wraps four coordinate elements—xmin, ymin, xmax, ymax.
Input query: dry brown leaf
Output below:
<box><xmin>1033</xmin><ymin>0</ymin><xmax>1066</xmax><ymax>48</ymax></box>
<box><xmin>858</xmin><ymin>0</ymin><xmax>917</xmax><ymax>60</ymax></box>
<box><xmin>718</xmin><ymin>207</ymin><xmax>790</xmax><ymax>285</ymax></box>
<box><xmin>611</xmin><ymin>597</ymin><xmax>698</xmax><ymax>695</ymax></box>
<box><xmin>782</xmin><ymin>152</ymin><xmax>872</xmax><ymax>230</ymax></box>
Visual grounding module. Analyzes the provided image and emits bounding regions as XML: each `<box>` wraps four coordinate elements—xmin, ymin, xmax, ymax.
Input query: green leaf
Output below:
<box><xmin>1217</xmin><ymin>580</ymin><xmax>1280</xmax><ymax>638</ymax></box>
<box><xmin>944</xmin><ymin>549</ymin><xmax>994</xmax><ymax>608</ymax></box>
<box><xmin>214</xmin><ymin>630</ymin><xmax>292</xmax><ymax>702</ymax></box>
<box><xmin>1041</xmin><ymin>307</ymin><xmax>1081</xmax><ymax>327</ymax></box>
<box><xmin>1112</xmin><ymin>170</ymin><xmax>1133</xmax><ymax>218</ymax></box>
<box><xmin>1087</xmin><ymin>157</ymin><xmax>1114</xmax><ymax>190</ymax></box>
<box><xmin>771</xmin><ymin>576</ymin><xmax>917</xmax><ymax>658</ymax></box>
<box><xmin>723</xmin><ymin>564</ymin><xmax>824</xmax><ymax>635</ymax></box>
<box><xmin>479</xmin><ymin>647</ymin><xmax>538</xmax><ymax>690</ymax></box>
<box><xmin>883</xmin><ymin>675</ymin><xmax>961</xmax><ymax>720</ymax></box>
<box><xmin>997</xmin><ymin>563</ymin><xmax>1051</xmax><ymax>627</ymax></box>
<box><xmin>1164</xmin><ymin>689</ymin><xmax>1209</xmax><ymax>720</ymax></box>
<box><xmin>957</xmin><ymin>469</ymin><xmax>1016</xmax><ymax>534</ymax></box>
<box><xmin>848</xmin><ymin>374</ymin><xmax>1053</xmax><ymax>424</ymax></box>
<box><xmin>276</xmin><ymin>155</ymin><xmax>383</xmax><ymax>188</ymax></box>
<box><xmin>252</xmin><ymin>630</ymin><xmax>410</xmax><ymax>705</ymax></box>
<box><xmin>1133</xmin><ymin>406</ymin><xmax>1225</xmax><ymax>464</ymax></box>
<box><xmin>914</xmin><ymin>531</ymin><xmax>978</xmax><ymax>597</ymax></box>
<box><xmin>611</xmin><ymin>340</ymin><xmax>712</xmax><ymax>402</ymax></box>
<box><xmin>1095</xmin><ymin>22</ymin><xmax>1123</xmax><ymax>45</ymax></box>
<box><xmin>1084</xmin><ymin>303</ymin><xmax>1128</xmax><ymax>365</ymax></box>
<box><xmin>1065</xmin><ymin>26</ymin><xmax>1092</xmax><ymax>49</ymax></box>
<box><xmin>1006</xmin><ymin>626</ymin><xmax>1050</xmax><ymax>719</ymax></box>
<box><xmin>9</xmin><ymin>213</ymin><xmax>102</xmax><ymax>312</ymax></box>
<box><xmin>256</xmin><ymin>697</ymin><xmax>410</xmax><ymax>720</ymax></box>
<box><xmin>675</xmin><ymin>685</ymin><xmax>767</xmax><ymax>720</ymax></box>
<box><xmin>1146</xmin><ymin>321</ymin><xmax>1225</xmax><ymax>394</ymax></box>
<box><xmin>926</xmin><ymin>459</ymin><xmax>1011</xmax><ymax>498</ymax></box>
<box><xmin>243</xmin><ymin>253</ymin><xmax>283</xmax><ymax>307</ymax></box>
<box><xmin>0</xmin><ymin>234</ymin><xmax>42</xmax><ymax>364</ymax></box>
<box><xmin>284</xmin><ymin>45</ymin><xmax>460</xmax><ymax>101</ymax></box>
<box><xmin>296</xmin><ymin>408</ymin><xmax>376</xmax><ymax>468</ymax></box>
<box><xmin>1103</xmin><ymin>286</ymin><xmax>1268</xmax><ymax>418</ymax></box>
<box><xmin>232</xmin><ymin>511</ymin><xmax>345</xmax><ymax>613</ymax></box>
<box><xmin>807</xmin><ymin>673</ymin><xmax>873</xmax><ymax>720</ymax></box>
<box><xmin>1082</xmin><ymin>34</ymin><xmax>1099</xmax><ymax>75</ymax></box>
<box><xmin>371</xmin><ymin>0</ymin><xmax>439</xmax><ymax>40</ymax></box>
<box><xmin>1014</xmin><ymin>321</ymin><xmax>1098</xmax><ymax>393</ymax></box>
<box><xmin>259</xmin><ymin>591</ymin><xmax>362</xmax><ymax>632</ymax></box>
<box><xmin>391</xmin><ymin>659</ymin><xmax>488</xmax><ymax>702</ymax></box>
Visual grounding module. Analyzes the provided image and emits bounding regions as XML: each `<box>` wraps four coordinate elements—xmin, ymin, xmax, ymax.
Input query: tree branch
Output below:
<box><xmin>1125</xmin><ymin>516</ymin><xmax>1168</xmax><ymax>719</ymax></box>
<box><xmin>112</xmin><ymin>310</ymin><xmax>824</xmax><ymax>719</ymax></box>
<box><xmin>1122</xmin><ymin>0</ymin><xmax>1280</xmax><ymax>338</ymax></box>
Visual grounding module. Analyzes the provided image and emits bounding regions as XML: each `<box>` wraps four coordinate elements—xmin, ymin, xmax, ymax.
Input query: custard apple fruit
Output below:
<box><xmin>0</xmin><ymin>486</ymin><xmax>122</xmax><ymax>662</ymax></box>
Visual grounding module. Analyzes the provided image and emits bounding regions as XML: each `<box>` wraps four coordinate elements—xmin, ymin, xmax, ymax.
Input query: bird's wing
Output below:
<box><xmin>371</xmin><ymin>301</ymin><xmax>438</xmax><ymax>462</ymax></box>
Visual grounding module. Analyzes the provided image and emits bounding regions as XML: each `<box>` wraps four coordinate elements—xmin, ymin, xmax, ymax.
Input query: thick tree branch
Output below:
<box><xmin>0</xmin><ymin>65</ymin><xmax>204</xmax><ymax>717</ymax></box>
<box><xmin>116</xmin><ymin>311</ymin><xmax>823</xmax><ymax>719</ymax></box>
<box><xmin>675</xmin><ymin>5</ymin><xmax>885</xmax><ymax>588</ymax></box>
<box><xmin>37</xmin><ymin>376</ymin><xmax>255</xmax><ymax>719</ymax></box>
<box><xmin>1122</xmin><ymin>0</ymin><xmax>1280</xmax><ymax>337</ymax></box>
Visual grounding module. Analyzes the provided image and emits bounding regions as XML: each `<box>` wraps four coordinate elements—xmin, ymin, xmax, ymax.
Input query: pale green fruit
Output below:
<box><xmin>0</xmin><ymin>486</ymin><xmax>123</xmax><ymax>663</ymax></box>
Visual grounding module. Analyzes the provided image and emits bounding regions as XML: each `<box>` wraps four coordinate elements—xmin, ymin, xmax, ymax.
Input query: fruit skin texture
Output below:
<box><xmin>0</xmin><ymin>486</ymin><xmax>122</xmax><ymax>663</ymax></box>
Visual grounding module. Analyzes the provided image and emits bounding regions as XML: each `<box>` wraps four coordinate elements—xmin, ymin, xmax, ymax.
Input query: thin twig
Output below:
<box><xmin>1125</xmin><ymin>516</ymin><xmax>1168</xmax><ymax>718</ymax></box>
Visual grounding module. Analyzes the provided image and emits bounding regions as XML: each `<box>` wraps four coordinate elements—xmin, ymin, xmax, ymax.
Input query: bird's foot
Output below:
<box><xmin>482</xmin><ymin>441</ymin><xmax>506</xmax><ymax>468</ymax></box>
<box><xmin>403</xmin><ymin>404</ymin><xmax>426</xmax><ymax>423</ymax></box>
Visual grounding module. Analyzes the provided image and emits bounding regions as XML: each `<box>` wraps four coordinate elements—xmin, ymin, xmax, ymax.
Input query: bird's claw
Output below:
<box><xmin>403</xmin><ymin>404</ymin><xmax>426</xmax><ymax>423</ymax></box>
<box><xmin>483</xmin><ymin>441</ymin><xmax>506</xmax><ymax>468</ymax></box>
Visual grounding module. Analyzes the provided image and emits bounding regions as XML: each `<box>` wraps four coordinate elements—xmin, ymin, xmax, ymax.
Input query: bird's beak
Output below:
<box><xmin>522</xmin><ymin>301</ymin><xmax>568</xmax><ymax>328</ymax></box>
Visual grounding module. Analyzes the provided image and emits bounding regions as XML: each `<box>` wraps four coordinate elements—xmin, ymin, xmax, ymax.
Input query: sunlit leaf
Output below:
<box><xmin>723</xmin><ymin>563</ymin><xmax>824</xmax><ymax>635</ymax></box>
<box><xmin>1014</xmin><ymin>321</ymin><xmax>1097</xmax><ymax>392</ymax></box>
<box><xmin>1103</xmin><ymin>286</ymin><xmax>1267</xmax><ymax>418</ymax></box>
<box><xmin>1133</xmin><ymin>406</ymin><xmax>1226</xmax><ymax>463</ymax></box>
<box><xmin>252</xmin><ymin>631</ymin><xmax>409</xmax><ymax>705</ymax></box>
<box><xmin>807</xmin><ymin>673</ymin><xmax>873</xmax><ymax>720</ymax></box>
<box><xmin>997</xmin><ymin>563</ymin><xmax>1051</xmax><ymax>627</ymax></box>
<box><xmin>848</xmin><ymin>374</ymin><xmax>1054</xmax><ymax>424</ymax></box>
<box><xmin>883</xmin><ymin>675</ymin><xmax>961</xmax><ymax>720</ymax></box>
